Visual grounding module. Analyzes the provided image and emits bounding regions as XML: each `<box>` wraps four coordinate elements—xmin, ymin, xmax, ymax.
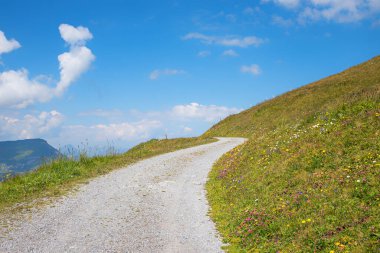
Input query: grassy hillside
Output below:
<box><xmin>0</xmin><ymin>137</ymin><xmax>215</xmax><ymax>213</ymax></box>
<box><xmin>205</xmin><ymin>56</ymin><xmax>380</xmax><ymax>252</ymax></box>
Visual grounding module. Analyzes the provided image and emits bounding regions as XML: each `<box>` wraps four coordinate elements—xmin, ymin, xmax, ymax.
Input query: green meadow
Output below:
<box><xmin>205</xmin><ymin>56</ymin><xmax>380</xmax><ymax>252</ymax></box>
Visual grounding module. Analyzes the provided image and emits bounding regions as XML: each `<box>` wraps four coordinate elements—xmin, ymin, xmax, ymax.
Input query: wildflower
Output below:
<box><xmin>356</xmin><ymin>179</ymin><xmax>360</xmax><ymax>183</ymax></box>
<box><xmin>330</xmin><ymin>251</ymin><xmax>335</xmax><ymax>253</ymax></box>
<box><xmin>301</xmin><ymin>220</ymin><xmax>306</xmax><ymax>224</ymax></box>
<box><xmin>307</xmin><ymin>218</ymin><xmax>311</xmax><ymax>222</ymax></box>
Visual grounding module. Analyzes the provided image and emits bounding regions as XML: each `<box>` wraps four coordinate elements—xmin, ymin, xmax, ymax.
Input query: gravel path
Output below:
<box><xmin>0</xmin><ymin>137</ymin><xmax>245</xmax><ymax>253</ymax></box>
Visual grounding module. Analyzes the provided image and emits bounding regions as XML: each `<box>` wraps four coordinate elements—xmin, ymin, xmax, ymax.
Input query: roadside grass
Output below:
<box><xmin>0</xmin><ymin>137</ymin><xmax>216</xmax><ymax>213</ymax></box>
<box><xmin>205</xmin><ymin>56</ymin><xmax>380</xmax><ymax>252</ymax></box>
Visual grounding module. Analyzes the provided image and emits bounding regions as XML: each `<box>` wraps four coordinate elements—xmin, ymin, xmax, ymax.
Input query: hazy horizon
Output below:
<box><xmin>1</xmin><ymin>0</ymin><xmax>379</xmax><ymax>149</ymax></box>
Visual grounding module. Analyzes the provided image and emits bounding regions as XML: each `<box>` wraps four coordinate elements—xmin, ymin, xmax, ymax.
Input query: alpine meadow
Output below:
<box><xmin>205</xmin><ymin>56</ymin><xmax>380</xmax><ymax>252</ymax></box>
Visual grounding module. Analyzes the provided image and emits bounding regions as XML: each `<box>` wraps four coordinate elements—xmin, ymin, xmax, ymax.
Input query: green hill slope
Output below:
<box><xmin>205</xmin><ymin>56</ymin><xmax>380</xmax><ymax>252</ymax></box>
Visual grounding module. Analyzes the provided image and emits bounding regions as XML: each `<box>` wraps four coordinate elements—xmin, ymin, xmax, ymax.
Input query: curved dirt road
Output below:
<box><xmin>0</xmin><ymin>137</ymin><xmax>245</xmax><ymax>253</ymax></box>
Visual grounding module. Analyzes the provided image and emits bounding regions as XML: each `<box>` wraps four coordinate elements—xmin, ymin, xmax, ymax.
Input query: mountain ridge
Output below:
<box><xmin>0</xmin><ymin>138</ymin><xmax>60</xmax><ymax>179</ymax></box>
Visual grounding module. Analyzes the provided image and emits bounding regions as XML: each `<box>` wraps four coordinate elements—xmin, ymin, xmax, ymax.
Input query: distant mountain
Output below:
<box><xmin>0</xmin><ymin>139</ymin><xmax>60</xmax><ymax>180</ymax></box>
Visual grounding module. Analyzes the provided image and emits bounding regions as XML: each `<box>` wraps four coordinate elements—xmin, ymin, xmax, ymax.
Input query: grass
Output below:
<box><xmin>205</xmin><ymin>56</ymin><xmax>380</xmax><ymax>252</ymax></box>
<box><xmin>0</xmin><ymin>137</ymin><xmax>216</xmax><ymax>213</ymax></box>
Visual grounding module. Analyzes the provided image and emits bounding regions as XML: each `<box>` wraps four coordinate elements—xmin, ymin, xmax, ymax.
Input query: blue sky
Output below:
<box><xmin>1</xmin><ymin>0</ymin><xmax>380</xmax><ymax>151</ymax></box>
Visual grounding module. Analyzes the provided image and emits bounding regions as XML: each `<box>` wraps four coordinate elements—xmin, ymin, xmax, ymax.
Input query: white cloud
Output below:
<box><xmin>77</xmin><ymin>102</ymin><xmax>240</xmax><ymax>142</ymax></box>
<box><xmin>262</xmin><ymin>0</ymin><xmax>300</xmax><ymax>9</ymax></box>
<box><xmin>0</xmin><ymin>24</ymin><xmax>95</xmax><ymax>107</ymax></box>
<box><xmin>241</xmin><ymin>64</ymin><xmax>262</xmax><ymax>76</ymax></box>
<box><xmin>0</xmin><ymin>69</ymin><xmax>53</xmax><ymax>108</ymax></box>
<box><xmin>0</xmin><ymin>110</ymin><xmax>162</xmax><ymax>149</ymax></box>
<box><xmin>0</xmin><ymin>31</ymin><xmax>21</xmax><ymax>55</ymax></box>
<box><xmin>183</xmin><ymin>32</ymin><xmax>266</xmax><ymax>48</ymax></box>
<box><xmin>78</xmin><ymin>109</ymin><xmax>124</xmax><ymax>118</ymax></box>
<box><xmin>298</xmin><ymin>0</ymin><xmax>367</xmax><ymax>23</ymax></box>
<box><xmin>58</xmin><ymin>24</ymin><xmax>93</xmax><ymax>46</ymax></box>
<box><xmin>56</xmin><ymin>46</ymin><xmax>95</xmax><ymax>95</ymax></box>
<box><xmin>265</xmin><ymin>0</ymin><xmax>380</xmax><ymax>24</ymax></box>
<box><xmin>372</xmin><ymin>18</ymin><xmax>380</xmax><ymax>26</ymax></box>
<box><xmin>370</xmin><ymin>0</ymin><xmax>380</xmax><ymax>10</ymax></box>
<box><xmin>171</xmin><ymin>102</ymin><xmax>242</xmax><ymax>122</ymax></box>
<box><xmin>149</xmin><ymin>69</ymin><xmax>185</xmax><ymax>80</ymax></box>
<box><xmin>272</xmin><ymin>15</ymin><xmax>294</xmax><ymax>27</ymax></box>
<box><xmin>279</xmin><ymin>0</ymin><xmax>300</xmax><ymax>8</ymax></box>
<box><xmin>0</xmin><ymin>110</ymin><xmax>63</xmax><ymax>140</ymax></box>
<box><xmin>243</xmin><ymin>6</ymin><xmax>260</xmax><ymax>15</ymax></box>
<box><xmin>183</xmin><ymin>126</ymin><xmax>193</xmax><ymax>133</ymax></box>
<box><xmin>56</xmin><ymin>24</ymin><xmax>95</xmax><ymax>95</ymax></box>
<box><xmin>222</xmin><ymin>49</ymin><xmax>239</xmax><ymax>57</ymax></box>
<box><xmin>0</xmin><ymin>102</ymin><xmax>245</xmax><ymax>148</ymax></box>
<box><xmin>60</xmin><ymin>120</ymin><xmax>162</xmax><ymax>143</ymax></box>
<box><xmin>197</xmin><ymin>50</ymin><xmax>211</xmax><ymax>57</ymax></box>
<box><xmin>131</xmin><ymin>103</ymin><xmax>242</xmax><ymax>123</ymax></box>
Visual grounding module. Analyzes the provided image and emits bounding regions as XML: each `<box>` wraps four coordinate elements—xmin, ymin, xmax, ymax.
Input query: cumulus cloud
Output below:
<box><xmin>197</xmin><ymin>50</ymin><xmax>211</xmax><ymax>57</ymax></box>
<box><xmin>0</xmin><ymin>31</ymin><xmax>21</xmax><ymax>55</ymax></box>
<box><xmin>0</xmin><ymin>102</ymin><xmax>244</xmax><ymax>148</ymax></box>
<box><xmin>372</xmin><ymin>19</ymin><xmax>380</xmax><ymax>26</ymax></box>
<box><xmin>0</xmin><ymin>110</ymin><xmax>63</xmax><ymax>140</ymax></box>
<box><xmin>265</xmin><ymin>0</ymin><xmax>380</xmax><ymax>24</ymax></box>
<box><xmin>78</xmin><ymin>109</ymin><xmax>124</xmax><ymax>118</ymax></box>
<box><xmin>183</xmin><ymin>126</ymin><xmax>193</xmax><ymax>133</ymax></box>
<box><xmin>223</xmin><ymin>49</ymin><xmax>239</xmax><ymax>57</ymax></box>
<box><xmin>131</xmin><ymin>103</ymin><xmax>242</xmax><ymax>123</ymax></box>
<box><xmin>56</xmin><ymin>46</ymin><xmax>95</xmax><ymax>95</ymax></box>
<box><xmin>59</xmin><ymin>120</ymin><xmax>162</xmax><ymax>144</ymax></box>
<box><xmin>58</xmin><ymin>24</ymin><xmax>93</xmax><ymax>46</ymax></box>
<box><xmin>243</xmin><ymin>6</ymin><xmax>260</xmax><ymax>15</ymax></box>
<box><xmin>171</xmin><ymin>102</ymin><xmax>242</xmax><ymax>122</ymax></box>
<box><xmin>370</xmin><ymin>0</ymin><xmax>380</xmax><ymax>10</ymax></box>
<box><xmin>0</xmin><ymin>69</ymin><xmax>53</xmax><ymax>108</ymax></box>
<box><xmin>299</xmin><ymin>0</ymin><xmax>377</xmax><ymax>23</ymax></box>
<box><xmin>149</xmin><ymin>69</ymin><xmax>185</xmax><ymax>80</ymax></box>
<box><xmin>0</xmin><ymin>110</ymin><xmax>162</xmax><ymax>149</ymax></box>
<box><xmin>56</xmin><ymin>24</ymin><xmax>95</xmax><ymax>95</ymax></box>
<box><xmin>262</xmin><ymin>0</ymin><xmax>300</xmax><ymax>9</ymax></box>
<box><xmin>182</xmin><ymin>33</ymin><xmax>266</xmax><ymax>48</ymax></box>
<box><xmin>0</xmin><ymin>24</ymin><xmax>95</xmax><ymax>108</ymax></box>
<box><xmin>272</xmin><ymin>15</ymin><xmax>294</xmax><ymax>27</ymax></box>
<box><xmin>241</xmin><ymin>64</ymin><xmax>262</xmax><ymax>76</ymax></box>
